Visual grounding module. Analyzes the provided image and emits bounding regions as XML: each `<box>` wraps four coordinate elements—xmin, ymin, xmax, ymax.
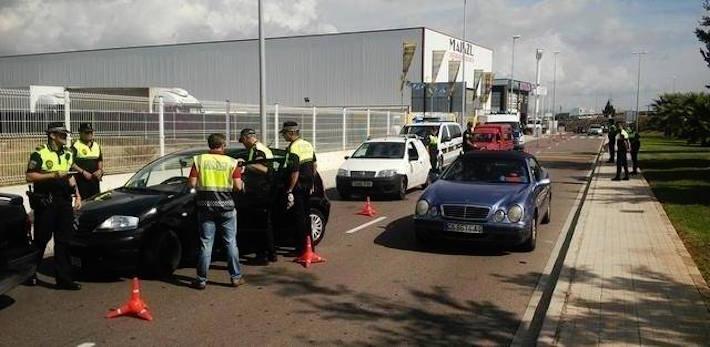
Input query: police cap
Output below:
<box><xmin>280</xmin><ymin>121</ymin><xmax>299</xmax><ymax>133</ymax></box>
<box><xmin>46</xmin><ymin>122</ymin><xmax>70</xmax><ymax>134</ymax></box>
<box><xmin>238</xmin><ymin>128</ymin><xmax>257</xmax><ymax>142</ymax></box>
<box><xmin>79</xmin><ymin>122</ymin><xmax>94</xmax><ymax>132</ymax></box>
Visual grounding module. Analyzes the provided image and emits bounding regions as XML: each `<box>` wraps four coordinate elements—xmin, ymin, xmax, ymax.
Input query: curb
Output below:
<box><xmin>510</xmin><ymin>139</ymin><xmax>605</xmax><ymax>346</ymax></box>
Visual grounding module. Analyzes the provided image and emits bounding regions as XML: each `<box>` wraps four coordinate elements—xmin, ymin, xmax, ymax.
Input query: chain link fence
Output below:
<box><xmin>0</xmin><ymin>88</ymin><xmax>407</xmax><ymax>186</ymax></box>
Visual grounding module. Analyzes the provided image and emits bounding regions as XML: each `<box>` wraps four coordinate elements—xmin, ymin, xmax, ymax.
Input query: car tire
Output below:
<box><xmin>309</xmin><ymin>208</ymin><xmax>326</xmax><ymax>246</ymax></box>
<box><xmin>519</xmin><ymin>216</ymin><xmax>537</xmax><ymax>252</ymax></box>
<box><xmin>141</xmin><ymin>229</ymin><xmax>182</xmax><ymax>278</ymax></box>
<box><xmin>396</xmin><ymin>177</ymin><xmax>407</xmax><ymax>200</ymax></box>
<box><xmin>542</xmin><ymin>196</ymin><xmax>552</xmax><ymax>224</ymax></box>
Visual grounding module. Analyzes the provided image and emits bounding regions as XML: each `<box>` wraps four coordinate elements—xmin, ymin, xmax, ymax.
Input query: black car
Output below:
<box><xmin>61</xmin><ymin>148</ymin><xmax>330</xmax><ymax>277</ymax></box>
<box><xmin>0</xmin><ymin>193</ymin><xmax>40</xmax><ymax>295</ymax></box>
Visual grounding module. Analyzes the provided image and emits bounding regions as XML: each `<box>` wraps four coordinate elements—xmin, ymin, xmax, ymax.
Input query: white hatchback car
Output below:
<box><xmin>336</xmin><ymin>136</ymin><xmax>432</xmax><ymax>200</ymax></box>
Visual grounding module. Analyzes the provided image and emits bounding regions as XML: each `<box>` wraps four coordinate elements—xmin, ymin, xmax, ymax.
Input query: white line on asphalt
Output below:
<box><xmin>345</xmin><ymin>216</ymin><xmax>388</xmax><ymax>234</ymax></box>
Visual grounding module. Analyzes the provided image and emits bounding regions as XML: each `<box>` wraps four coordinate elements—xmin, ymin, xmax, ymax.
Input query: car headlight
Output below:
<box><xmin>337</xmin><ymin>169</ymin><xmax>350</xmax><ymax>177</ymax></box>
<box><xmin>493</xmin><ymin>210</ymin><xmax>506</xmax><ymax>223</ymax></box>
<box><xmin>416</xmin><ymin>200</ymin><xmax>429</xmax><ymax>216</ymax></box>
<box><xmin>507</xmin><ymin>205</ymin><xmax>524</xmax><ymax>223</ymax></box>
<box><xmin>376</xmin><ymin>169</ymin><xmax>398</xmax><ymax>177</ymax></box>
<box><xmin>97</xmin><ymin>215</ymin><xmax>139</xmax><ymax>232</ymax></box>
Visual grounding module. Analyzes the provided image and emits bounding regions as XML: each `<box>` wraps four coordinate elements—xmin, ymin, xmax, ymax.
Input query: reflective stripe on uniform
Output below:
<box><xmin>35</xmin><ymin>144</ymin><xmax>73</xmax><ymax>172</ymax></box>
<box><xmin>72</xmin><ymin>140</ymin><xmax>101</xmax><ymax>159</ymax></box>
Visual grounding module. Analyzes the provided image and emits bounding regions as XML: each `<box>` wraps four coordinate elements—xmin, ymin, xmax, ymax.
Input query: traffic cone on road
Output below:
<box><xmin>294</xmin><ymin>235</ymin><xmax>325</xmax><ymax>268</ymax></box>
<box><xmin>106</xmin><ymin>277</ymin><xmax>153</xmax><ymax>321</ymax></box>
<box><xmin>357</xmin><ymin>196</ymin><xmax>377</xmax><ymax>217</ymax></box>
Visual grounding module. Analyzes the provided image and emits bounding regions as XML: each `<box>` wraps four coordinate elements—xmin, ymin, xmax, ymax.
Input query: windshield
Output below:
<box><xmin>125</xmin><ymin>153</ymin><xmax>197</xmax><ymax>193</ymax></box>
<box><xmin>351</xmin><ymin>142</ymin><xmax>405</xmax><ymax>159</ymax></box>
<box><xmin>401</xmin><ymin>125</ymin><xmax>439</xmax><ymax>138</ymax></box>
<box><xmin>442</xmin><ymin>158</ymin><xmax>529</xmax><ymax>184</ymax></box>
<box><xmin>473</xmin><ymin>133</ymin><xmax>496</xmax><ymax>142</ymax></box>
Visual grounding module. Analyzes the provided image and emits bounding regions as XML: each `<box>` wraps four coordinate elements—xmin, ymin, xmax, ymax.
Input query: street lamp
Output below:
<box><xmin>552</xmin><ymin>51</ymin><xmax>560</xmax><ymax>123</ymax></box>
<box><xmin>510</xmin><ymin>35</ymin><xmax>521</xmax><ymax>113</ymax></box>
<box><xmin>534</xmin><ymin>49</ymin><xmax>544</xmax><ymax>138</ymax></box>
<box><xmin>461</xmin><ymin>0</ymin><xmax>468</xmax><ymax>127</ymax></box>
<box><xmin>632</xmin><ymin>51</ymin><xmax>647</xmax><ymax>133</ymax></box>
<box><xmin>258</xmin><ymin>0</ymin><xmax>267</xmax><ymax>140</ymax></box>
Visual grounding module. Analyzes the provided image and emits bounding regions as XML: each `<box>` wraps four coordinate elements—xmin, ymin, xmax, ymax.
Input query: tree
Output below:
<box><xmin>649</xmin><ymin>92</ymin><xmax>710</xmax><ymax>145</ymax></box>
<box><xmin>602</xmin><ymin>99</ymin><xmax>616</xmax><ymax>118</ymax></box>
<box><xmin>696</xmin><ymin>0</ymin><xmax>710</xmax><ymax>87</ymax></box>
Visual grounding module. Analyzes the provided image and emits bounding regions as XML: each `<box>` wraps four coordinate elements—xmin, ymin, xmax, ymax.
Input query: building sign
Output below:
<box><xmin>449</xmin><ymin>38</ymin><xmax>474</xmax><ymax>57</ymax></box>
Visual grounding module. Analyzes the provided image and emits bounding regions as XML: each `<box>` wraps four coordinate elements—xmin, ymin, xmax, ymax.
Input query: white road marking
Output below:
<box><xmin>345</xmin><ymin>216</ymin><xmax>388</xmax><ymax>234</ymax></box>
<box><xmin>77</xmin><ymin>343</ymin><xmax>96</xmax><ymax>347</ymax></box>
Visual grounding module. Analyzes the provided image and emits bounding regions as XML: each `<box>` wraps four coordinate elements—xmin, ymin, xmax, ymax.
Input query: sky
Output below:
<box><xmin>0</xmin><ymin>0</ymin><xmax>708</xmax><ymax>112</ymax></box>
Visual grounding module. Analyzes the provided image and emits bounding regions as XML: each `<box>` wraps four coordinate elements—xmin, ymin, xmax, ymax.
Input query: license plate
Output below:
<box><xmin>351</xmin><ymin>181</ymin><xmax>373</xmax><ymax>187</ymax></box>
<box><xmin>446</xmin><ymin>223</ymin><xmax>483</xmax><ymax>234</ymax></box>
<box><xmin>70</xmin><ymin>256</ymin><xmax>82</xmax><ymax>268</ymax></box>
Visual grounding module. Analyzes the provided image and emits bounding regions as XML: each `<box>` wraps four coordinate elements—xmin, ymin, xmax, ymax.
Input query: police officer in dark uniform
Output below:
<box><xmin>71</xmin><ymin>123</ymin><xmax>103</xmax><ymax>199</ymax></box>
<box><xmin>239</xmin><ymin>128</ymin><xmax>277</xmax><ymax>263</ymax></box>
<box><xmin>280</xmin><ymin>121</ymin><xmax>317</xmax><ymax>255</ymax></box>
<box><xmin>462</xmin><ymin>121</ymin><xmax>475</xmax><ymax>153</ymax></box>
<box><xmin>606</xmin><ymin>119</ymin><xmax>617</xmax><ymax>163</ymax></box>
<box><xmin>25</xmin><ymin>122</ymin><xmax>82</xmax><ymax>290</ymax></box>
<box><xmin>426</xmin><ymin>127</ymin><xmax>440</xmax><ymax>172</ymax></box>
<box><xmin>612</xmin><ymin>122</ymin><xmax>631</xmax><ymax>181</ymax></box>
<box><xmin>629</xmin><ymin>129</ymin><xmax>641</xmax><ymax>175</ymax></box>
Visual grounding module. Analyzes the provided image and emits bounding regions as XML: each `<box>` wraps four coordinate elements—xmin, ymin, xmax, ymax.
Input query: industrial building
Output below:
<box><xmin>0</xmin><ymin>27</ymin><xmax>493</xmax><ymax>117</ymax></box>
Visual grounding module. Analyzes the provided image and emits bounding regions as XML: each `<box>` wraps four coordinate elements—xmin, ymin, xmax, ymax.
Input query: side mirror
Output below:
<box><xmin>537</xmin><ymin>178</ymin><xmax>551</xmax><ymax>186</ymax></box>
<box><xmin>344</xmin><ymin>156</ymin><xmax>350</xmax><ymax>160</ymax></box>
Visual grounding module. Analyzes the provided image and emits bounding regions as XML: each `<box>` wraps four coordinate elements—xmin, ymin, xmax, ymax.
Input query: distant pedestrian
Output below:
<box><xmin>606</xmin><ymin>119</ymin><xmax>617</xmax><ymax>163</ymax></box>
<box><xmin>188</xmin><ymin>133</ymin><xmax>245</xmax><ymax>290</ymax></box>
<box><xmin>612</xmin><ymin>122</ymin><xmax>630</xmax><ymax>181</ymax></box>
<box><xmin>629</xmin><ymin>129</ymin><xmax>641</xmax><ymax>175</ymax></box>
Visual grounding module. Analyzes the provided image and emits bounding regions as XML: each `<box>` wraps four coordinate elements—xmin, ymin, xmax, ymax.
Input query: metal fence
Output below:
<box><xmin>0</xmin><ymin>88</ymin><xmax>406</xmax><ymax>186</ymax></box>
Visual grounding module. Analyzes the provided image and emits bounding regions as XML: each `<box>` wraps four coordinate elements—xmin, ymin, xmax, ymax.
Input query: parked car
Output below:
<box><xmin>588</xmin><ymin>124</ymin><xmax>603</xmax><ymax>136</ymax></box>
<box><xmin>61</xmin><ymin>148</ymin><xmax>330</xmax><ymax>277</ymax></box>
<box><xmin>472</xmin><ymin>124</ymin><xmax>515</xmax><ymax>151</ymax></box>
<box><xmin>336</xmin><ymin>136</ymin><xmax>431</xmax><ymax>200</ymax></box>
<box><xmin>400</xmin><ymin>121</ymin><xmax>463</xmax><ymax>171</ymax></box>
<box><xmin>0</xmin><ymin>193</ymin><xmax>40</xmax><ymax>295</ymax></box>
<box><xmin>413</xmin><ymin>151</ymin><xmax>552</xmax><ymax>251</ymax></box>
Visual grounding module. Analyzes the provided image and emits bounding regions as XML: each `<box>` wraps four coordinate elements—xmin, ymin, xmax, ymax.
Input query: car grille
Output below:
<box><xmin>441</xmin><ymin>204</ymin><xmax>490</xmax><ymax>221</ymax></box>
<box><xmin>351</xmin><ymin>171</ymin><xmax>376</xmax><ymax>178</ymax></box>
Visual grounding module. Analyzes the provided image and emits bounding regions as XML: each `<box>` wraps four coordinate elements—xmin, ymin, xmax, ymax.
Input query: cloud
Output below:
<box><xmin>0</xmin><ymin>0</ymin><xmax>707</xmax><ymax>111</ymax></box>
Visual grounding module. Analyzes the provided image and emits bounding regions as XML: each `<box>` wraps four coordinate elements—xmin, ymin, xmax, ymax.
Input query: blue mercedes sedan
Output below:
<box><xmin>413</xmin><ymin>151</ymin><xmax>552</xmax><ymax>251</ymax></box>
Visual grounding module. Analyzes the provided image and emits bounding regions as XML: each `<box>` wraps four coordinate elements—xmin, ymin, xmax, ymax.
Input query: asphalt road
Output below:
<box><xmin>0</xmin><ymin>135</ymin><xmax>603</xmax><ymax>346</ymax></box>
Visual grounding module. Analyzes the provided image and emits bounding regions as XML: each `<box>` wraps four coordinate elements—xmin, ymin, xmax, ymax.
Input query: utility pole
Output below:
<box><xmin>552</xmin><ymin>51</ymin><xmax>560</xmax><ymax>122</ymax></box>
<box><xmin>633</xmin><ymin>51</ymin><xmax>647</xmax><ymax>133</ymax></box>
<box><xmin>510</xmin><ymin>35</ymin><xmax>521</xmax><ymax>113</ymax></box>
<box><xmin>461</xmin><ymin>0</ymin><xmax>467</xmax><ymax>127</ymax></box>
<box><xmin>534</xmin><ymin>49</ymin><xmax>544</xmax><ymax>138</ymax></box>
<box><xmin>258</xmin><ymin>0</ymin><xmax>267</xmax><ymax>140</ymax></box>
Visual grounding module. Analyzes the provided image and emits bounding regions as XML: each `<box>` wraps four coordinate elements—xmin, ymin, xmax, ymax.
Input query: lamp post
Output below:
<box><xmin>258</xmin><ymin>0</ymin><xmax>267</xmax><ymax>140</ymax></box>
<box><xmin>510</xmin><ymin>35</ymin><xmax>521</xmax><ymax>113</ymax></box>
<box><xmin>461</xmin><ymin>0</ymin><xmax>468</xmax><ymax>127</ymax></box>
<box><xmin>552</xmin><ymin>51</ymin><xmax>560</xmax><ymax>123</ymax></box>
<box><xmin>534</xmin><ymin>49</ymin><xmax>544</xmax><ymax>138</ymax></box>
<box><xmin>632</xmin><ymin>51</ymin><xmax>647</xmax><ymax>133</ymax></box>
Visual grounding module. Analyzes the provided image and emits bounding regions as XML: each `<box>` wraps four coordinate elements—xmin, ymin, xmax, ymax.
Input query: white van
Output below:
<box><xmin>399</xmin><ymin>121</ymin><xmax>463</xmax><ymax>170</ymax></box>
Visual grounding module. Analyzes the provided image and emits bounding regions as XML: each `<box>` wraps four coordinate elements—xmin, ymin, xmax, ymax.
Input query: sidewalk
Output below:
<box><xmin>540</xmin><ymin>161</ymin><xmax>710</xmax><ymax>346</ymax></box>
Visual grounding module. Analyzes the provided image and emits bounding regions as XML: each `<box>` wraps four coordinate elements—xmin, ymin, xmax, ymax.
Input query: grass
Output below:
<box><xmin>640</xmin><ymin>132</ymin><xmax>710</xmax><ymax>283</ymax></box>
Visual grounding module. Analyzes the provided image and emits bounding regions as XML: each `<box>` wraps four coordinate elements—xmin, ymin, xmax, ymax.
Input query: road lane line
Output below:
<box><xmin>345</xmin><ymin>216</ymin><xmax>388</xmax><ymax>234</ymax></box>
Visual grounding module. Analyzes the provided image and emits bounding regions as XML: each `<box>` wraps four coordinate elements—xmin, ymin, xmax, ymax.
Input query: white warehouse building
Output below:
<box><xmin>0</xmin><ymin>27</ymin><xmax>493</xmax><ymax>116</ymax></box>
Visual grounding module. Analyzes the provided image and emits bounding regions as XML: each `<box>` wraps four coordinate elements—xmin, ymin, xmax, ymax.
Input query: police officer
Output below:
<box><xmin>612</xmin><ymin>122</ymin><xmax>631</xmax><ymax>181</ymax></box>
<box><xmin>188</xmin><ymin>133</ymin><xmax>244</xmax><ymax>289</ymax></box>
<box><xmin>629</xmin><ymin>129</ymin><xmax>641</xmax><ymax>175</ymax></box>
<box><xmin>607</xmin><ymin>119</ymin><xmax>617</xmax><ymax>163</ymax></box>
<box><xmin>426</xmin><ymin>127</ymin><xmax>439</xmax><ymax>172</ymax></box>
<box><xmin>71</xmin><ymin>123</ymin><xmax>103</xmax><ymax>199</ymax></box>
<box><xmin>463</xmin><ymin>121</ymin><xmax>475</xmax><ymax>153</ymax></box>
<box><xmin>25</xmin><ymin>122</ymin><xmax>82</xmax><ymax>290</ymax></box>
<box><xmin>280</xmin><ymin>121</ymin><xmax>317</xmax><ymax>255</ymax></box>
<box><xmin>239</xmin><ymin>128</ymin><xmax>277</xmax><ymax>263</ymax></box>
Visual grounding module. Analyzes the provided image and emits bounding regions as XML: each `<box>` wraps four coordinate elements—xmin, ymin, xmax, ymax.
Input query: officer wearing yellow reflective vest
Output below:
<box><xmin>71</xmin><ymin>123</ymin><xmax>103</xmax><ymax>199</ymax></box>
<box><xmin>280</xmin><ymin>121</ymin><xmax>318</xmax><ymax>255</ymax></box>
<box><xmin>239</xmin><ymin>128</ymin><xmax>277</xmax><ymax>263</ymax></box>
<box><xmin>188</xmin><ymin>133</ymin><xmax>245</xmax><ymax>290</ymax></box>
<box><xmin>426</xmin><ymin>127</ymin><xmax>440</xmax><ymax>172</ymax></box>
<box><xmin>25</xmin><ymin>122</ymin><xmax>82</xmax><ymax>290</ymax></box>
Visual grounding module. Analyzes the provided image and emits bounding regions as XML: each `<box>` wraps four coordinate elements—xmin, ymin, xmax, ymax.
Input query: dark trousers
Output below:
<box><xmin>289</xmin><ymin>189</ymin><xmax>312</xmax><ymax>253</ymax></box>
<box><xmin>631</xmin><ymin>150</ymin><xmax>639</xmax><ymax>173</ymax></box>
<box><xmin>607</xmin><ymin>140</ymin><xmax>616</xmax><ymax>162</ymax></box>
<box><xmin>76</xmin><ymin>176</ymin><xmax>100</xmax><ymax>200</ymax></box>
<box><xmin>429</xmin><ymin>149</ymin><xmax>438</xmax><ymax>172</ymax></box>
<box><xmin>33</xmin><ymin>200</ymin><xmax>75</xmax><ymax>283</ymax></box>
<box><xmin>616</xmin><ymin>151</ymin><xmax>629</xmax><ymax>178</ymax></box>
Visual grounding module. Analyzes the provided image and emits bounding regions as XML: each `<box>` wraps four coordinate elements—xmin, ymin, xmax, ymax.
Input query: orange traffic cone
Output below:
<box><xmin>294</xmin><ymin>235</ymin><xmax>325</xmax><ymax>268</ymax></box>
<box><xmin>106</xmin><ymin>277</ymin><xmax>153</xmax><ymax>321</ymax></box>
<box><xmin>357</xmin><ymin>196</ymin><xmax>377</xmax><ymax>217</ymax></box>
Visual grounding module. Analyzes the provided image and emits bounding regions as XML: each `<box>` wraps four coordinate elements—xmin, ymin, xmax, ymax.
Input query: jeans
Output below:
<box><xmin>196</xmin><ymin>209</ymin><xmax>241</xmax><ymax>284</ymax></box>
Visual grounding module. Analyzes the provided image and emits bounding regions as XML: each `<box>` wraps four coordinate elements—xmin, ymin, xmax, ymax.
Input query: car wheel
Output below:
<box><xmin>141</xmin><ymin>229</ymin><xmax>182</xmax><ymax>278</ymax></box>
<box><xmin>397</xmin><ymin>177</ymin><xmax>407</xmax><ymax>200</ymax></box>
<box><xmin>519</xmin><ymin>216</ymin><xmax>537</xmax><ymax>252</ymax></box>
<box><xmin>310</xmin><ymin>208</ymin><xmax>326</xmax><ymax>246</ymax></box>
<box><xmin>542</xmin><ymin>197</ymin><xmax>552</xmax><ymax>224</ymax></box>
